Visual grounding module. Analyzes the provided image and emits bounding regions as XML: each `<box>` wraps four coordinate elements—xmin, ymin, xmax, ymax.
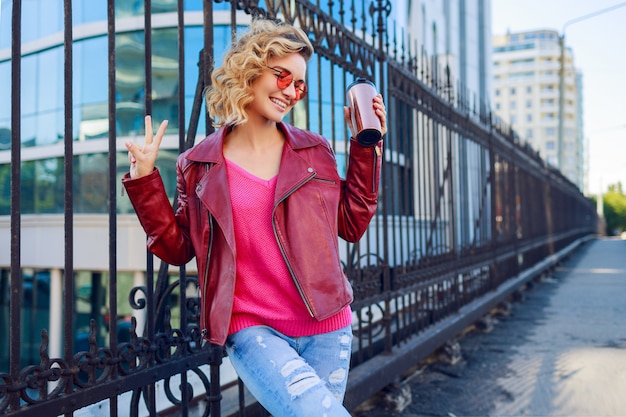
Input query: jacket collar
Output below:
<box><xmin>184</xmin><ymin>121</ymin><xmax>319</xmax><ymax>163</ymax></box>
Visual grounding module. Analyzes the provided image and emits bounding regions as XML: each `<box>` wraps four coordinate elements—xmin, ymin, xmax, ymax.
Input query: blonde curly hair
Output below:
<box><xmin>205</xmin><ymin>19</ymin><xmax>314</xmax><ymax>128</ymax></box>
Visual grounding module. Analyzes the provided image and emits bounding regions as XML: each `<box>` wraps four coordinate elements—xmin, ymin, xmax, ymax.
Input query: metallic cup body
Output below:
<box><xmin>346</xmin><ymin>79</ymin><xmax>382</xmax><ymax>146</ymax></box>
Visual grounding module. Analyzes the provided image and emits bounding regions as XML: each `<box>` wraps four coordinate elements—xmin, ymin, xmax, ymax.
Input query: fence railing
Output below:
<box><xmin>1</xmin><ymin>0</ymin><xmax>597</xmax><ymax>416</ymax></box>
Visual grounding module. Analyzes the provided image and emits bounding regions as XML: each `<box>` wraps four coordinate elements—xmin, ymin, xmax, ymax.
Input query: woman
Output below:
<box><xmin>123</xmin><ymin>18</ymin><xmax>386</xmax><ymax>416</ymax></box>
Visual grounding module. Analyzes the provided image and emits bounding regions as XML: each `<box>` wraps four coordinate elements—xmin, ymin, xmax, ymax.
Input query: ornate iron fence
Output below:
<box><xmin>1</xmin><ymin>0</ymin><xmax>596</xmax><ymax>416</ymax></box>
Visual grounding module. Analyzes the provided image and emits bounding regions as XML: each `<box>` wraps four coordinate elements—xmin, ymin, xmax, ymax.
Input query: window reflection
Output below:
<box><xmin>21</xmin><ymin>0</ymin><xmax>63</xmax><ymax>44</ymax></box>
<box><xmin>0</xmin><ymin>0</ymin><xmax>11</xmax><ymax>49</ymax></box>
<box><xmin>0</xmin><ymin>164</ymin><xmax>8</xmax><ymax>214</ymax></box>
<box><xmin>18</xmin><ymin>159</ymin><xmax>64</xmax><ymax>214</ymax></box>
<box><xmin>73</xmin><ymin>37</ymin><xmax>109</xmax><ymax>141</ymax></box>
<box><xmin>72</xmin><ymin>0</ymin><xmax>107</xmax><ymax>25</ymax></box>
<box><xmin>38</xmin><ymin>48</ymin><xmax>63</xmax><ymax>113</ymax></box>
<box><xmin>0</xmin><ymin>62</ymin><xmax>9</xmax><ymax>150</ymax></box>
<box><xmin>21</xmin><ymin>55</ymin><xmax>38</xmax><ymax>116</ymax></box>
<box><xmin>22</xmin><ymin>115</ymin><xmax>37</xmax><ymax>147</ymax></box>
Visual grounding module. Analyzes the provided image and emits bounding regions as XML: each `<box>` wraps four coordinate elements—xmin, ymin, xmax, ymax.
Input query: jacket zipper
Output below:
<box><xmin>373</xmin><ymin>144</ymin><xmax>381</xmax><ymax>194</ymax></box>
<box><xmin>272</xmin><ymin>172</ymin><xmax>317</xmax><ymax>317</ymax></box>
<box><xmin>199</xmin><ymin>164</ymin><xmax>212</xmax><ymax>340</ymax></box>
<box><xmin>201</xmin><ymin>211</ymin><xmax>213</xmax><ymax>340</ymax></box>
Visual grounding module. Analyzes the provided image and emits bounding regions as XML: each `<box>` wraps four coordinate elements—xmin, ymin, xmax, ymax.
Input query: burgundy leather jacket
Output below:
<box><xmin>123</xmin><ymin>122</ymin><xmax>382</xmax><ymax>345</ymax></box>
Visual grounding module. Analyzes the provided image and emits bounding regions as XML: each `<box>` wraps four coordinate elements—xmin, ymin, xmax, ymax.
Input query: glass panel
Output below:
<box><xmin>115</xmin><ymin>0</ymin><xmax>144</xmax><ymax>18</ymax></box>
<box><xmin>0</xmin><ymin>63</ymin><xmax>9</xmax><ymax>151</ymax></box>
<box><xmin>79</xmin><ymin>103</ymin><xmax>109</xmax><ymax>141</ymax></box>
<box><xmin>73</xmin><ymin>0</ymin><xmax>107</xmax><ymax>24</ymax></box>
<box><xmin>22</xmin><ymin>114</ymin><xmax>37</xmax><ymax>147</ymax></box>
<box><xmin>21</xmin><ymin>0</ymin><xmax>41</xmax><ymax>44</ymax></box>
<box><xmin>21</xmin><ymin>160</ymin><xmax>35</xmax><ymax>213</ymax></box>
<box><xmin>73</xmin><ymin>36</ymin><xmax>109</xmax><ymax>141</ymax></box>
<box><xmin>74</xmin><ymin>153</ymin><xmax>108</xmax><ymax>213</ymax></box>
<box><xmin>0</xmin><ymin>270</ymin><xmax>7</xmax><ymax>372</ymax></box>
<box><xmin>35</xmin><ymin>158</ymin><xmax>63</xmax><ymax>213</ymax></box>
<box><xmin>116</xmin><ymin>31</ymin><xmax>145</xmax><ymax>137</ymax></box>
<box><xmin>20</xmin><ymin>269</ymin><xmax>52</xmax><ymax>368</ymax></box>
<box><xmin>184</xmin><ymin>27</ymin><xmax>203</xmax><ymax>96</ymax></box>
<box><xmin>75</xmin><ymin>272</ymin><xmax>108</xmax><ymax>350</ymax></box>
<box><xmin>0</xmin><ymin>164</ymin><xmax>9</xmax><ymax>215</ymax></box>
<box><xmin>79</xmin><ymin>38</ymin><xmax>108</xmax><ymax>105</ymax></box>
<box><xmin>0</xmin><ymin>120</ymin><xmax>10</xmax><ymax>151</ymax></box>
<box><xmin>36</xmin><ymin>111</ymin><xmax>61</xmax><ymax>146</ymax></box>
<box><xmin>185</xmin><ymin>0</ymin><xmax>203</xmax><ymax>11</ymax></box>
<box><xmin>37</xmin><ymin>47</ymin><xmax>63</xmax><ymax>113</ymax></box>
<box><xmin>21</xmin><ymin>55</ymin><xmax>37</xmax><ymax>116</ymax></box>
<box><xmin>319</xmin><ymin>60</ymin><xmax>333</xmax><ymax>139</ymax></box>
<box><xmin>38</xmin><ymin>0</ymin><xmax>63</xmax><ymax>39</ymax></box>
<box><xmin>333</xmin><ymin>65</ymin><xmax>346</xmax><ymax>141</ymax></box>
<box><xmin>183</xmin><ymin>27</ymin><xmax>205</xmax><ymax>135</ymax></box>
<box><xmin>153</xmin><ymin>0</ymin><xmax>177</xmax><ymax>13</ymax></box>
<box><xmin>18</xmin><ymin>0</ymin><xmax>63</xmax><ymax>43</ymax></box>
<box><xmin>0</xmin><ymin>62</ymin><xmax>8</xmax><ymax>120</ymax></box>
<box><xmin>151</xmin><ymin>28</ymin><xmax>180</xmax><ymax>135</ymax></box>
<box><xmin>0</xmin><ymin>0</ymin><xmax>11</xmax><ymax>49</ymax></box>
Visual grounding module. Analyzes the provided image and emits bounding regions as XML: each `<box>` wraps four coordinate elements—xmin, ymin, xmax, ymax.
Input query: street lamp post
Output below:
<box><xmin>557</xmin><ymin>1</ymin><xmax>626</xmax><ymax>173</ymax></box>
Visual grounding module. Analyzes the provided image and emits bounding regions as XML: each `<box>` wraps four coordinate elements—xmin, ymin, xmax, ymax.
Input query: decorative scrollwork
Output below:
<box><xmin>0</xmin><ymin>373</ymin><xmax>12</xmax><ymax>413</ymax></box>
<box><xmin>232</xmin><ymin>0</ymin><xmax>272</xmax><ymax>20</ymax></box>
<box><xmin>369</xmin><ymin>0</ymin><xmax>392</xmax><ymax>31</ymax></box>
<box><xmin>352</xmin><ymin>302</ymin><xmax>386</xmax><ymax>340</ymax></box>
<box><xmin>129</xmin><ymin>286</ymin><xmax>148</xmax><ymax>310</ymax></box>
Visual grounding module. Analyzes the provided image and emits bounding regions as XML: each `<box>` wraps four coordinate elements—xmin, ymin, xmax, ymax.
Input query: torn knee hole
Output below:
<box><xmin>328</xmin><ymin>368</ymin><xmax>346</xmax><ymax>384</ymax></box>
<box><xmin>285</xmin><ymin>371</ymin><xmax>320</xmax><ymax>397</ymax></box>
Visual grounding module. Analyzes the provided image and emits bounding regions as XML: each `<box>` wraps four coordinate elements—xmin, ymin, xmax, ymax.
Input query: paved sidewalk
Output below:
<box><xmin>355</xmin><ymin>237</ymin><xmax>626</xmax><ymax>417</ymax></box>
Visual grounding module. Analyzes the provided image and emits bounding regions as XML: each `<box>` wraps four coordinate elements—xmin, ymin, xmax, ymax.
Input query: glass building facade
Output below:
<box><xmin>0</xmin><ymin>0</ymin><xmax>231</xmax><ymax>215</ymax></box>
<box><xmin>0</xmin><ymin>0</ymin><xmax>233</xmax><ymax>371</ymax></box>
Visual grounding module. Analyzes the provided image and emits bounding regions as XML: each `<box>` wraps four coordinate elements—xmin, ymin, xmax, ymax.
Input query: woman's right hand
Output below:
<box><xmin>126</xmin><ymin>115</ymin><xmax>168</xmax><ymax>178</ymax></box>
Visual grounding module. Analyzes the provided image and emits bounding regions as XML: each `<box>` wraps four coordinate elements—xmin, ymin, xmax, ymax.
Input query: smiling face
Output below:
<box><xmin>247</xmin><ymin>52</ymin><xmax>307</xmax><ymax>124</ymax></box>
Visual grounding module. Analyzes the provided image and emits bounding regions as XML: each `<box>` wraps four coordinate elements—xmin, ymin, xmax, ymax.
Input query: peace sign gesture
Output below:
<box><xmin>126</xmin><ymin>115</ymin><xmax>169</xmax><ymax>179</ymax></box>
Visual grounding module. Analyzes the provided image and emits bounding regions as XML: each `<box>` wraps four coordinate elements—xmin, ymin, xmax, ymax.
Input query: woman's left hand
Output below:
<box><xmin>373</xmin><ymin>94</ymin><xmax>387</xmax><ymax>137</ymax></box>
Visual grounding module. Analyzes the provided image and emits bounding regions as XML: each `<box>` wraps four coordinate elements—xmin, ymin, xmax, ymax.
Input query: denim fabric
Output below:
<box><xmin>225</xmin><ymin>325</ymin><xmax>353</xmax><ymax>417</ymax></box>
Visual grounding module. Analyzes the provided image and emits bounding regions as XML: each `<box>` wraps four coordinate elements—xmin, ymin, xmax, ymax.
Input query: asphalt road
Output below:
<box><xmin>353</xmin><ymin>237</ymin><xmax>626</xmax><ymax>417</ymax></box>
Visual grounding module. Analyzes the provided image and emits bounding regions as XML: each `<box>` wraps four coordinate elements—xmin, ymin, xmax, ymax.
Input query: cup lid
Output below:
<box><xmin>347</xmin><ymin>78</ymin><xmax>376</xmax><ymax>89</ymax></box>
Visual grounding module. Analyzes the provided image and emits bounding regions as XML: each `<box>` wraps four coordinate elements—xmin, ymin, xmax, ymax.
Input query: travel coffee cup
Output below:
<box><xmin>346</xmin><ymin>78</ymin><xmax>382</xmax><ymax>146</ymax></box>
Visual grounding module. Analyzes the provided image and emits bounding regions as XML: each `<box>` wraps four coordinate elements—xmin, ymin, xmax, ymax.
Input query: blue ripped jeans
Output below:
<box><xmin>225</xmin><ymin>325</ymin><xmax>353</xmax><ymax>417</ymax></box>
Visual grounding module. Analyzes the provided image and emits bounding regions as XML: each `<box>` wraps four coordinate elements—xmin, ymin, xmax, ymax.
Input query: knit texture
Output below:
<box><xmin>225</xmin><ymin>158</ymin><xmax>351</xmax><ymax>337</ymax></box>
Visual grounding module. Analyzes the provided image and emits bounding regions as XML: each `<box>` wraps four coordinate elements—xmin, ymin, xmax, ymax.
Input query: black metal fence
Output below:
<box><xmin>2</xmin><ymin>0</ymin><xmax>596</xmax><ymax>416</ymax></box>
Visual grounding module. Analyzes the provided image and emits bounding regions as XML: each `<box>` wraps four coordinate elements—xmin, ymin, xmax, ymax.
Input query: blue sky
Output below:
<box><xmin>492</xmin><ymin>0</ymin><xmax>626</xmax><ymax>195</ymax></box>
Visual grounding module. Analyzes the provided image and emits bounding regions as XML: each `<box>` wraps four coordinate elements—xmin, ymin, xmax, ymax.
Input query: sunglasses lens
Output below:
<box><xmin>294</xmin><ymin>81</ymin><xmax>307</xmax><ymax>100</ymax></box>
<box><xmin>271</xmin><ymin>68</ymin><xmax>307</xmax><ymax>101</ymax></box>
<box><xmin>276</xmin><ymin>70</ymin><xmax>293</xmax><ymax>89</ymax></box>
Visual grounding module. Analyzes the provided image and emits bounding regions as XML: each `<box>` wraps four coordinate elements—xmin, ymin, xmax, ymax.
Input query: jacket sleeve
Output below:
<box><xmin>122</xmin><ymin>165</ymin><xmax>195</xmax><ymax>266</ymax></box>
<box><xmin>338</xmin><ymin>139</ymin><xmax>383</xmax><ymax>242</ymax></box>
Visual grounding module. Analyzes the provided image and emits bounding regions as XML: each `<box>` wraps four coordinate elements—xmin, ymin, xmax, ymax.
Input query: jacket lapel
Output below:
<box><xmin>275</xmin><ymin>142</ymin><xmax>317</xmax><ymax>205</ymax></box>
<box><xmin>186</xmin><ymin>127</ymin><xmax>237</xmax><ymax>253</ymax></box>
<box><xmin>274</xmin><ymin>122</ymin><xmax>319</xmax><ymax>204</ymax></box>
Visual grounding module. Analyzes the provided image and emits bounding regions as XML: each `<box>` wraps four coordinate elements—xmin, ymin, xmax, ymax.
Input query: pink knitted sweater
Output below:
<box><xmin>225</xmin><ymin>158</ymin><xmax>352</xmax><ymax>337</ymax></box>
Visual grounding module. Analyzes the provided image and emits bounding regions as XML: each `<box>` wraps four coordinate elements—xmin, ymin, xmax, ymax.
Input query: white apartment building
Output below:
<box><xmin>492</xmin><ymin>29</ymin><xmax>584</xmax><ymax>190</ymax></box>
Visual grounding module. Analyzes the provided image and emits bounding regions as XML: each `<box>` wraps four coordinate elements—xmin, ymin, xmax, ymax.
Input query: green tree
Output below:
<box><xmin>603</xmin><ymin>182</ymin><xmax>626</xmax><ymax>236</ymax></box>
